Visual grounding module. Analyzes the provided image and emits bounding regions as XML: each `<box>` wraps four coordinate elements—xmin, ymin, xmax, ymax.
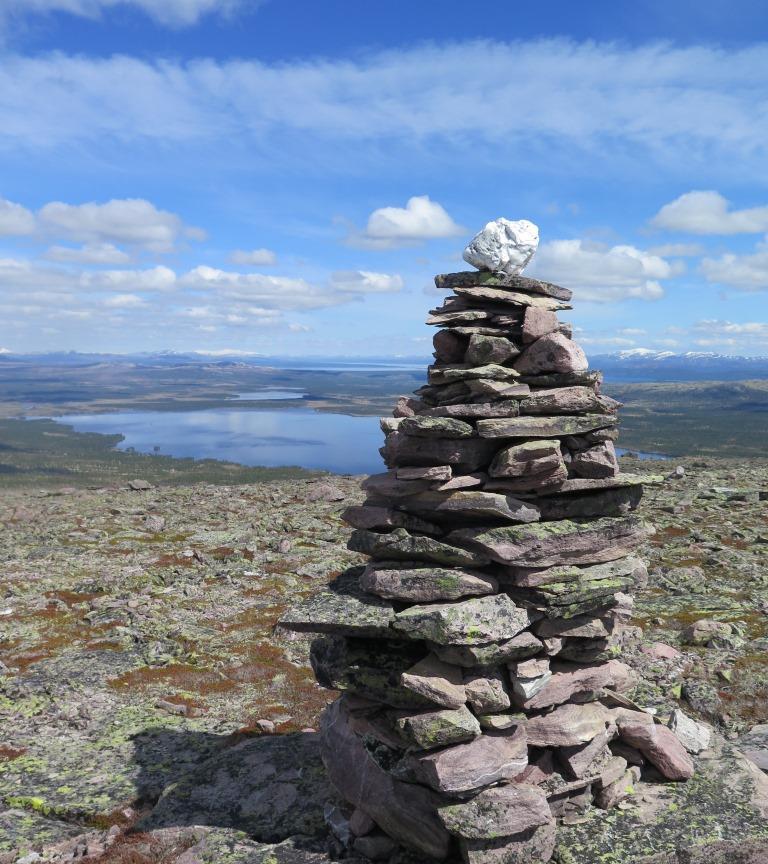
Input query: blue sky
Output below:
<box><xmin>0</xmin><ymin>0</ymin><xmax>767</xmax><ymax>357</ymax></box>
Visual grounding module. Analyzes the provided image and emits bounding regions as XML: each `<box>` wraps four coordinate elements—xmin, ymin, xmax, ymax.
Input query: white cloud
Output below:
<box><xmin>103</xmin><ymin>293</ymin><xmax>146</xmax><ymax>308</ymax></box>
<box><xmin>329</xmin><ymin>270</ymin><xmax>404</xmax><ymax>294</ymax></box>
<box><xmin>178</xmin><ymin>266</ymin><xmax>336</xmax><ymax>311</ymax></box>
<box><xmin>0</xmin><ymin>197</ymin><xmax>35</xmax><ymax>235</ymax></box>
<box><xmin>0</xmin><ymin>257</ymin><xmax>176</xmax><ymax>294</ymax></box>
<box><xmin>38</xmin><ymin>198</ymin><xmax>203</xmax><ymax>253</ymax></box>
<box><xmin>353</xmin><ymin>196</ymin><xmax>463</xmax><ymax>248</ymax></box>
<box><xmin>1</xmin><ymin>0</ymin><xmax>246</xmax><ymax>28</ymax></box>
<box><xmin>700</xmin><ymin>238</ymin><xmax>768</xmax><ymax>291</ymax></box>
<box><xmin>647</xmin><ymin>243</ymin><xmax>703</xmax><ymax>257</ymax></box>
<box><xmin>692</xmin><ymin>319</ymin><xmax>768</xmax><ymax>349</ymax></box>
<box><xmin>652</xmin><ymin>191</ymin><xmax>768</xmax><ymax>235</ymax></box>
<box><xmin>3</xmin><ymin>42</ymin><xmax>768</xmax><ymax>176</ymax></box>
<box><xmin>229</xmin><ymin>248</ymin><xmax>277</xmax><ymax>266</ymax></box>
<box><xmin>44</xmin><ymin>243</ymin><xmax>132</xmax><ymax>264</ymax></box>
<box><xmin>529</xmin><ymin>240</ymin><xmax>674</xmax><ymax>302</ymax></box>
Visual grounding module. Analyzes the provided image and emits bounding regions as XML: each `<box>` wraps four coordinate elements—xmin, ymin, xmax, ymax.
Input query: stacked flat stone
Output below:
<box><xmin>279</xmin><ymin>221</ymin><xmax>694</xmax><ymax>864</ymax></box>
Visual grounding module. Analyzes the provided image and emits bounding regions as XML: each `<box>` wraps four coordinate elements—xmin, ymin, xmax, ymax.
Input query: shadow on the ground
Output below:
<box><xmin>130</xmin><ymin>727</ymin><xmax>331</xmax><ymax>842</ymax></box>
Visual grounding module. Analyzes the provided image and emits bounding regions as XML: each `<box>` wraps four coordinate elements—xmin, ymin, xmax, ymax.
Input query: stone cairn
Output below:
<box><xmin>279</xmin><ymin>218</ymin><xmax>695</xmax><ymax>864</ymax></box>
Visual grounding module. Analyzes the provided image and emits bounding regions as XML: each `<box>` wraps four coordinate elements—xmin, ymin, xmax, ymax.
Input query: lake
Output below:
<box><xmin>51</xmin><ymin>406</ymin><xmax>669</xmax><ymax>476</ymax></box>
<box><xmin>54</xmin><ymin>408</ymin><xmax>387</xmax><ymax>475</ymax></box>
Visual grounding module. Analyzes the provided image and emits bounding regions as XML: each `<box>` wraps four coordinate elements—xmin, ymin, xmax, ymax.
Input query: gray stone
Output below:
<box><xmin>510</xmin><ymin>671</ymin><xmax>552</xmax><ymax>701</ymax></box>
<box><xmin>400</xmin><ymin>416</ymin><xmax>476</xmax><ymax>439</ymax></box>
<box><xmin>740</xmin><ymin>724</ymin><xmax>768</xmax><ymax>772</ymax></box>
<box><xmin>400</xmin><ymin>490</ymin><xmax>541</xmax><ymax>523</ymax></box>
<box><xmin>488</xmin><ymin>439</ymin><xmax>562</xmax><ymax>477</ymax></box>
<box><xmin>393</xmin><ymin>595</ymin><xmax>533</xmax><ymax>646</ymax></box>
<box><xmin>341</xmin><ymin>505</ymin><xmax>442</xmax><ymax>536</ymax></box>
<box><xmin>432</xmin><ymin>472</ymin><xmax>486</xmax><ymax>491</ymax></box>
<box><xmin>465</xmin><ymin>334</ymin><xmax>520</xmax><ymax>366</ymax></box>
<box><xmin>393</xmin><ymin>704</ymin><xmax>481</xmax><ymax>750</ymax></box>
<box><xmin>400</xmin><ymin>654</ymin><xmax>467</xmax><ymax>709</ymax></box>
<box><xmin>429</xmin><ymin>363</ymin><xmax>521</xmax><ymax>385</ymax></box>
<box><xmin>476</xmin><ymin>414</ymin><xmax>614</xmax><ymax>439</ymax></box>
<box><xmin>467</xmin><ymin>379</ymin><xmax>531</xmax><ymax>400</ymax></box>
<box><xmin>382</xmin><ymin>431</ymin><xmax>497</xmax><ymax>472</ymax></box>
<box><xmin>571</xmin><ymin>441</ymin><xmax>619</xmax><ymax>479</ymax></box>
<box><xmin>514</xmin><ymin>332</ymin><xmax>588</xmax><ymax>375</ymax></box>
<box><xmin>349</xmin><ymin>528</ymin><xmax>489</xmax><ymax>567</ymax></box>
<box><xmin>320</xmin><ymin>700</ymin><xmax>451</xmax><ymax>859</ymax></box>
<box><xmin>418</xmin><ymin>400</ymin><xmax>525</xmax><ymax>419</ymax></box>
<box><xmin>361</xmin><ymin>562</ymin><xmax>497</xmax><ymax>602</ymax></box>
<box><xmin>277</xmin><ymin>570</ymin><xmax>395</xmax><ymax>638</ymax></box>
<box><xmin>668</xmin><ymin>709</ymin><xmax>712</xmax><ymax>755</ymax></box>
<box><xmin>450</xmin><ymin>518</ymin><xmax>650</xmax><ymax>567</ymax></box>
<box><xmin>460</xmin><ymin>821</ymin><xmax>557</xmax><ymax>864</ymax></box>
<box><xmin>414</xmin><ymin>727</ymin><xmax>528</xmax><ymax>794</ymax></box>
<box><xmin>454</xmin><ymin>285</ymin><xmax>570</xmax><ymax>311</ymax></box>
<box><xmin>438</xmin><ymin>783</ymin><xmax>552</xmax><ymax>839</ymax></box>
<box><xmin>430</xmin><ymin>630</ymin><xmax>543</xmax><ymax>667</ymax></box>
<box><xmin>396</xmin><ymin>465</ymin><xmax>452</xmax><ymax>481</ymax></box>
<box><xmin>519</xmin><ymin>386</ymin><xmax>618</xmax><ymax>416</ymax></box>
<box><xmin>464</xmin><ymin>668</ymin><xmax>512</xmax><ymax>713</ymax></box>
<box><xmin>434</xmin><ymin>270</ymin><xmax>572</xmax><ymax>301</ymax></box>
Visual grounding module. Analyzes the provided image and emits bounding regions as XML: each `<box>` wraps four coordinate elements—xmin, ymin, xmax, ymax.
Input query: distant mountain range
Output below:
<box><xmin>1</xmin><ymin>349</ymin><xmax>767</xmax><ymax>381</ymax></box>
<box><xmin>591</xmin><ymin>350</ymin><xmax>768</xmax><ymax>382</ymax></box>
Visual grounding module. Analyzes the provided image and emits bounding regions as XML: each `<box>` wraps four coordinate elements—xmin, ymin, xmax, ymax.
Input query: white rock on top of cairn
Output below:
<box><xmin>463</xmin><ymin>217</ymin><xmax>540</xmax><ymax>276</ymax></box>
<box><xmin>278</xmin><ymin>219</ymin><xmax>691</xmax><ymax>864</ymax></box>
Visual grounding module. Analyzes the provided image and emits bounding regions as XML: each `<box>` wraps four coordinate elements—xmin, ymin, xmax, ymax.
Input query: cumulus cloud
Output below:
<box><xmin>1</xmin><ymin>0</ymin><xmax>247</xmax><ymax>28</ymax></box>
<box><xmin>352</xmin><ymin>196</ymin><xmax>463</xmax><ymax>249</ymax></box>
<box><xmin>652</xmin><ymin>191</ymin><xmax>768</xmax><ymax>235</ymax></box>
<box><xmin>329</xmin><ymin>270</ymin><xmax>404</xmax><ymax>294</ymax></box>
<box><xmin>0</xmin><ymin>197</ymin><xmax>35</xmax><ymax>235</ymax></box>
<box><xmin>44</xmin><ymin>243</ymin><xmax>132</xmax><ymax>265</ymax></box>
<box><xmin>0</xmin><ymin>257</ymin><xmax>176</xmax><ymax>295</ymax></box>
<box><xmin>700</xmin><ymin>238</ymin><xmax>768</xmax><ymax>291</ymax></box>
<box><xmin>229</xmin><ymin>248</ymin><xmax>277</xmax><ymax>266</ymax></box>
<box><xmin>38</xmin><ymin>199</ymin><xmax>204</xmax><ymax>253</ymax></box>
<box><xmin>529</xmin><ymin>240</ymin><xmax>674</xmax><ymax>302</ymax></box>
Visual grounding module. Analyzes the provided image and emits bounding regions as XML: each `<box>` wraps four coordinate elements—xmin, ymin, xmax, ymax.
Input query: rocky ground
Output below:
<box><xmin>1</xmin><ymin>456</ymin><xmax>768</xmax><ymax>863</ymax></box>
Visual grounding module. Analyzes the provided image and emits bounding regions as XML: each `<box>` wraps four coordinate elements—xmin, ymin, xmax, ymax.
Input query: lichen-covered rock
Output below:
<box><xmin>476</xmin><ymin>413</ymin><xmax>614</xmax><ymax>439</ymax></box>
<box><xmin>438</xmin><ymin>782</ymin><xmax>552</xmax><ymax>839</ymax></box>
<box><xmin>277</xmin><ymin>569</ymin><xmax>395</xmax><ymax>638</ymax></box>
<box><xmin>348</xmin><ymin>527</ymin><xmax>489</xmax><ymax>567</ymax></box>
<box><xmin>361</xmin><ymin>562</ymin><xmax>497</xmax><ymax>602</ymax></box>
<box><xmin>465</xmin><ymin>334</ymin><xmax>521</xmax><ymax>366</ymax></box>
<box><xmin>393</xmin><ymin>704</ymin><xmax>480</xmax><ymax>750</ymax></box>
<box><xmin>393</xmin><ymin>595</ymin><xmax>534</xmax><ymax>646</ymax></box>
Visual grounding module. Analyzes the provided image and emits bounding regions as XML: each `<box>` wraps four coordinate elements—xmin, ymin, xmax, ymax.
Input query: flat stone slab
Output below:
<box><xmin>453</xmin><ymin>285</ymin><xmax>571</xmax><ymax>311</ymax></box>
<box><xmin>449</xmin><ymin>516</ymin><xmax>650</xmax><ymax>567</ymax></box>
<box><xmin>393</xmin><ymin>594</ymin><xmax>533</xmax><ymax>645</ymax></box>
<box><xmin>740</xmin><ymin>724</ymin><xmax>768</xmax><ymax>772</ymax></box>
<box><xmin>434</xmin><ymin>271</ymin><xmax>573</xmax><ymax>301</ymax></box>
<box><xmin>348</xmin><ymin>527</ymin><xmax>489</xmax><ymax>567</ymax></box>
<box><xmin>361</xmin><ymin>562</ymin><xmax>497</xmax><ymax>602</ymax></box>
<box><xmin>399</xmin><ymin>490</ymin><xmax>541</xmax><ymax>523</ymax></box>
<box><xmin>438</xmin><ymin>782</ymin><xmax>552</xmax><ymax>839</ymax></box>
<box><xmin>277</xmin><ymin>569</ymin><xmax>395</xmax><ymax>638</ymax></box>
<box><xmin>476</xmin><ymin>414</ymin><xmax>616</xmax><ymax>438</ymax></box>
